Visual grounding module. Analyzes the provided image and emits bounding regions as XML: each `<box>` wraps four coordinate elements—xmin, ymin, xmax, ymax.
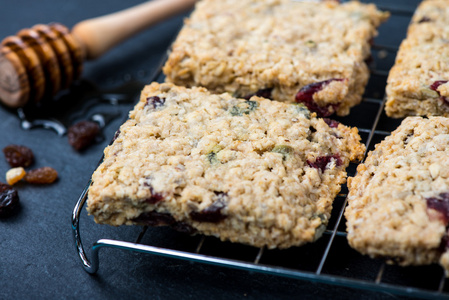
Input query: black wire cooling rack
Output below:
<box><xmin>72</xmin><ymin>1</ymin><xmax>449</xmax><ymax>299</ymax></box>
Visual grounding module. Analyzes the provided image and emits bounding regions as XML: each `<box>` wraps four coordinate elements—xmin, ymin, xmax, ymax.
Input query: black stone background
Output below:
<box><xmin>0</xmin><ymin>0</ymin><xmax>431</xmax><ymax>299</ymax></box>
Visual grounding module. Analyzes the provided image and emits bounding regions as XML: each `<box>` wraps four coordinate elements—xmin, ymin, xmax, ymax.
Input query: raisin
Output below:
<box><xmin>3</xmin><ymin>144</ymin><xmax>34</xmax><ymax>168</ymax></box>
<box><xmin>426</xmin><ymin>193</ymin><xmax>449</xmax><ymax>225</ymax></box>
<box><xmin>323</xmin><ymin>118</ymin><xmax>340</xmax><ymax>128</ymax></box>
<box><xmin>307</xmin><ymin>154</ymin><xmax>342</xmax><ymax>172</ymax></box>
<box><xmin>24</xmin><ymin>167</ymin><xmax>58</xmax><ymax>184</ymax></box>
<box><xmin>67</xmin><ymin>120</ymin><xmax>100</xmax><ymax>151</ymax></box>
<box><xmin>243</xmin><ymin>88</ymin><xmax>273</xmax><ymax>100</ymax></box>
<box><xmin>430</xmin><ymin>80</ymin><xmax>449</xmax><ymax>105</ymax></box>
<box><xmin>190</xmin><ymin>192</ymin><xmax>228</xmax><ymax>223</ymax></box>
<box><xmin>0</xmin><ymin>182</ymin><xmax>19</xmax><ymax>217</ymax></box>
<box><xmin>295</xmin><ymin>79</ymin><xmax>344</xmax><ymax>117</ymax></box>
<box><xmin>229</xmin><ymin>100</ymin><xmax>259</xmax><ymax>116</ymax></box>
<box><xmin>146</xmin><ymin>96</ymin><xmax>165</xmax><ymax>109</ymax></box>
<box><xmin>6</xmin><ymin>167</ymin><xmax>26</xmax><ymax>185</ymax></box>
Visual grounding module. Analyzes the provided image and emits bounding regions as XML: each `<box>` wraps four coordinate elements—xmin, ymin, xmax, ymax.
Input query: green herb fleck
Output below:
<box><xmin>229</xmin><ymin>100</ymin><xmax>259</xmax><ymax>116</ymax></box>
<box><xmin>420</xmin><ymin>86</ymin><xmax>439</xmax><ymax>99</ymax></box>
<box><xmin>292</xmin><ymin>103</ymin><xmax>310</xmax><ymax>119</ymax></box>
<box><xmin>306</xmin><ymin>40</ymin><xmax>316</xmax><ymax>48</ymax></box>
<box><xmin>207</xmin><ymin>152</ymin><xmax>219</xmax><ymax>164</ymax></box>
<box><xmin>206</xmin><ymin>145</ymin><xmax>223</xmax><ymax>165</ymax></box>
<box><xmin>272</xmin><ymin>145</ymin><xmax>293</xmax><ymax>160</ymax></box>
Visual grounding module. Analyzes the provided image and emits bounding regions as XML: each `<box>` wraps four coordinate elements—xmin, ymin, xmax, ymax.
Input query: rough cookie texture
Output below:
<box><xmin>87</xmin><ymin>82</ymin><xmax>365</xmax><ymax>249</ymax></box>
<box><xmin>346</xmin><ymin>117</ymin><xmax>449</xmax><ymax>275</ymax></box>
<box><xmin>163</xmin><ymin>0</ymin><xmax>388</xmax><ymax>117</ymax></box>
<box><xmin>385</xmin><ymin>0</ymin><xmax>449</xmax><ymax>118</ymax></box>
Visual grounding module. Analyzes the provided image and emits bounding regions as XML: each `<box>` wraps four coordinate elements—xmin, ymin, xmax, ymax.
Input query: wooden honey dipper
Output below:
<box><xmin>0</xmin><ymin>0</ymin><xmax>196</xmax><ymax>108</ymax></box>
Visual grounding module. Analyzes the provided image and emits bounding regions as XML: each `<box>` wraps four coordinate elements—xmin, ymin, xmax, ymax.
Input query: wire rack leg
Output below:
<box><xmin>71</xmin><ymin>182</ymin><xmax>99</xmax><ymax>274</ymax></box>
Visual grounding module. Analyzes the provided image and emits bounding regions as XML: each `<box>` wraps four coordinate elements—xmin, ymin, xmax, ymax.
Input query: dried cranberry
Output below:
<box><xmin>418</xmin><ymin>16</ymin><xmax>432</xmax><ymax>23</ymax></box>
<box><xmin>3</xmin><ymin>145</ymin><xmax>34</xmax><ymax>168</ymax></box>
<box><xmin>133</xmin><ymin>211</ymin><xmax>197</xmax><ymax>234</ymax></box>
<box><xmin>426</xmin><ymin>193</ymin><xmax>449</xmax><ymax>225</ymax></box>
<box><xmin>307</xmin><ymin>154</ymin><xmax>342</xmax><ymax>172</ymax></box>
<box><xmin>430</xmin><ymin>80</ymin><xmax>448</xmax><ymax>91</ymax></box>
<box><xmin>0</xmin><ymin>183</ymin><xmax>19</xmax><ymax>217</ymax></box>
<box><xmin>112</xmin><ymin>129</ymin><xmax>121</xmax><ymax>142</ymax></box>
<box><xmin>243</xmin><ymin>88</ymin><xmax>273</xmax><ymax>100</ymax></box>
<box><xmin>146</xmin><ymin>96</ymin><xmax>165</xmax><ymax>109</ymax></box>
<box><xmin>430</xmin><ymin>80</ymin><xmax>449</xmax><ymax>105</ymax></box>
<box><xmin>364</xmin><ymin>54</ymin><xmax>374</xmax><ymax>66</ymax></box>
<box><xmin>295</xmin><ymin>79</ymin><xmax>344</xmax><ymax>117</ymax></box>
<box><xmin>24</xmin><ymin>167</ymin><xmax>58</xmax><ymax>184</ymax></box>
<box><xmin>190</xmin><ymin>192</ymin><xmax>228</xmax><ymax>223</ymax></box>
<box><xmin>144</xmin><ymin>184</ymin><xmax>165</xmax><ymax>204</ymax></box>
<box><xmin>439</xmin><ymin>232</ymin><xmax>449</xmax><ymax>252</ymax></box>
<box><xmin>214</xmin><ymin>191</ymin><xmax>228</xmax><ymax>201</ymax></box>
<box><xmin>68</xmin><ymin>120</ymin><xmax>100</xmax><ymax>151</ymax></box>
<box><xmin>133</xmin><ymin>211</ymin><xmax>176</xmax><ymax>226</ymax></box>
<box><xmin>323</xmin><ymin>118</ymin><xmax>340</xmax><ymax>128</ymax></box>
<box><xmin>172</xmin><ymin>222</ymin><xmax>197</xmax><ymax>235</ymax></box>
<box><xmin>142</xmin><ymin>179</ymin><xmax>165</xmax><ymax>204</ymax></box>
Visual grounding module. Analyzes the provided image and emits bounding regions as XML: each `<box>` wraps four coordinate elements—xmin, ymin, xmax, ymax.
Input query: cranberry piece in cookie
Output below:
<box><xmin>430</xmin><ymin>80</ymin><xmax>449</xmax><ymax>105</ymax></box>
<box><xmin>426</xmin><ymin>193</ymin><xmax>449</xmax><ymax>225</ymax></box>
<box><xmin>243</xmin><ymin>88</ymin><xmax>273</xmax><ymax>100</ymax></box>
<box><xmin>146</xmin><ymin>96</ymin><xmax>166</xmax><ymax>109</ymax></box>
<box><xmin>190</xmin><ymin>192</ymin><xmax>228</xmax><ymax>223</ymax></box>
<box><xmin>307</xmin><ymin>154</ymin><xmax>342</xmax><ymax>172</ymax></box>
<box><xmin>295</xmin><ymin>79</ymin><xmax>344</xmax><ymax>117</ymax></box>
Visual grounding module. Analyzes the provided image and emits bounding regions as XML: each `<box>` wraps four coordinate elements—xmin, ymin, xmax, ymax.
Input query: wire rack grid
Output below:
<box><xmin>72</xmin><ymin>1</ymin><xmax>449</xmax><ymax>299</ymax></box>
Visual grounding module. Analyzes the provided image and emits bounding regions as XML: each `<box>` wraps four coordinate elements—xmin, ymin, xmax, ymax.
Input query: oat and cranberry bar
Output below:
<box><xmin>346</xmin><ymin>117</ymin><xmax>449</xmax><ymax>274</ymax></box>
<box><xmin>87</xmin><ymin>82</ymin><xmax>365</xmax><ymax>249</ymax></box>
<box><xmin>162</xmin><ymin>0</ymin><xmax>388</xmax><ymax>117</ymax></box>
<box><xmin>386</xmin><ymin>0</ymin><xmax>449</xmax><ymax>118</ymax></box>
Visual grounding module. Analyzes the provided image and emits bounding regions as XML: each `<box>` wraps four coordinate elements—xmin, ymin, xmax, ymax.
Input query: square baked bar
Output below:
<box><xmin>346</xmin><ymin>117</ymin><xmax>449</xmax><ymax>274</ymax></box>
<box><xmin>386</xmin><ymin>0</ymin><xmax>449</xmax><ymax>118</ymax></box>
<box><xmin>163</xmin><ymin>0</ymin><xmax>388</xmax><ymax>117</ymax></box>
<box><xmin>87</xmin><ymin>82</ymin><xmax>365</xmax><ymax>249</ymax></box>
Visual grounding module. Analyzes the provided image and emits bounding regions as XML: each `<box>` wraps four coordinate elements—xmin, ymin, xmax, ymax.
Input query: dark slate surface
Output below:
<box><xmin>0</xmin><ymin>1</ymin><xmax>435</xmax><ymax>299</ymax></box>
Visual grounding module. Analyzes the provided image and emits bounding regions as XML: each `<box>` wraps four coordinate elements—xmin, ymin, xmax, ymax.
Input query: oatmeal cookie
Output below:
<box><xmin>87</xmin><ymin>82</ymin><xmax>365</xmax><ymax>249</ymax></box>
<box><xmin>346</xmin><ymin>117</ymin><xmax>449</xmax><ymax>274</ymax></box>
<box><xmin>163</xmin><ymin>0</ymin><xmax>388</xmax><ymax>117</ymax></box>
<box><xmin>386</xmin><ymin>0</ymin><xmax>449</xmax><ymax>118</ymax></box>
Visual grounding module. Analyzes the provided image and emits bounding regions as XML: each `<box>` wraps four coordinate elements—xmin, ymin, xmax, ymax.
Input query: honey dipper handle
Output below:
<box><xmin>72</xmin><ymin>0</ymin><xmax>196</xmax><ymax>60</ymax></box>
